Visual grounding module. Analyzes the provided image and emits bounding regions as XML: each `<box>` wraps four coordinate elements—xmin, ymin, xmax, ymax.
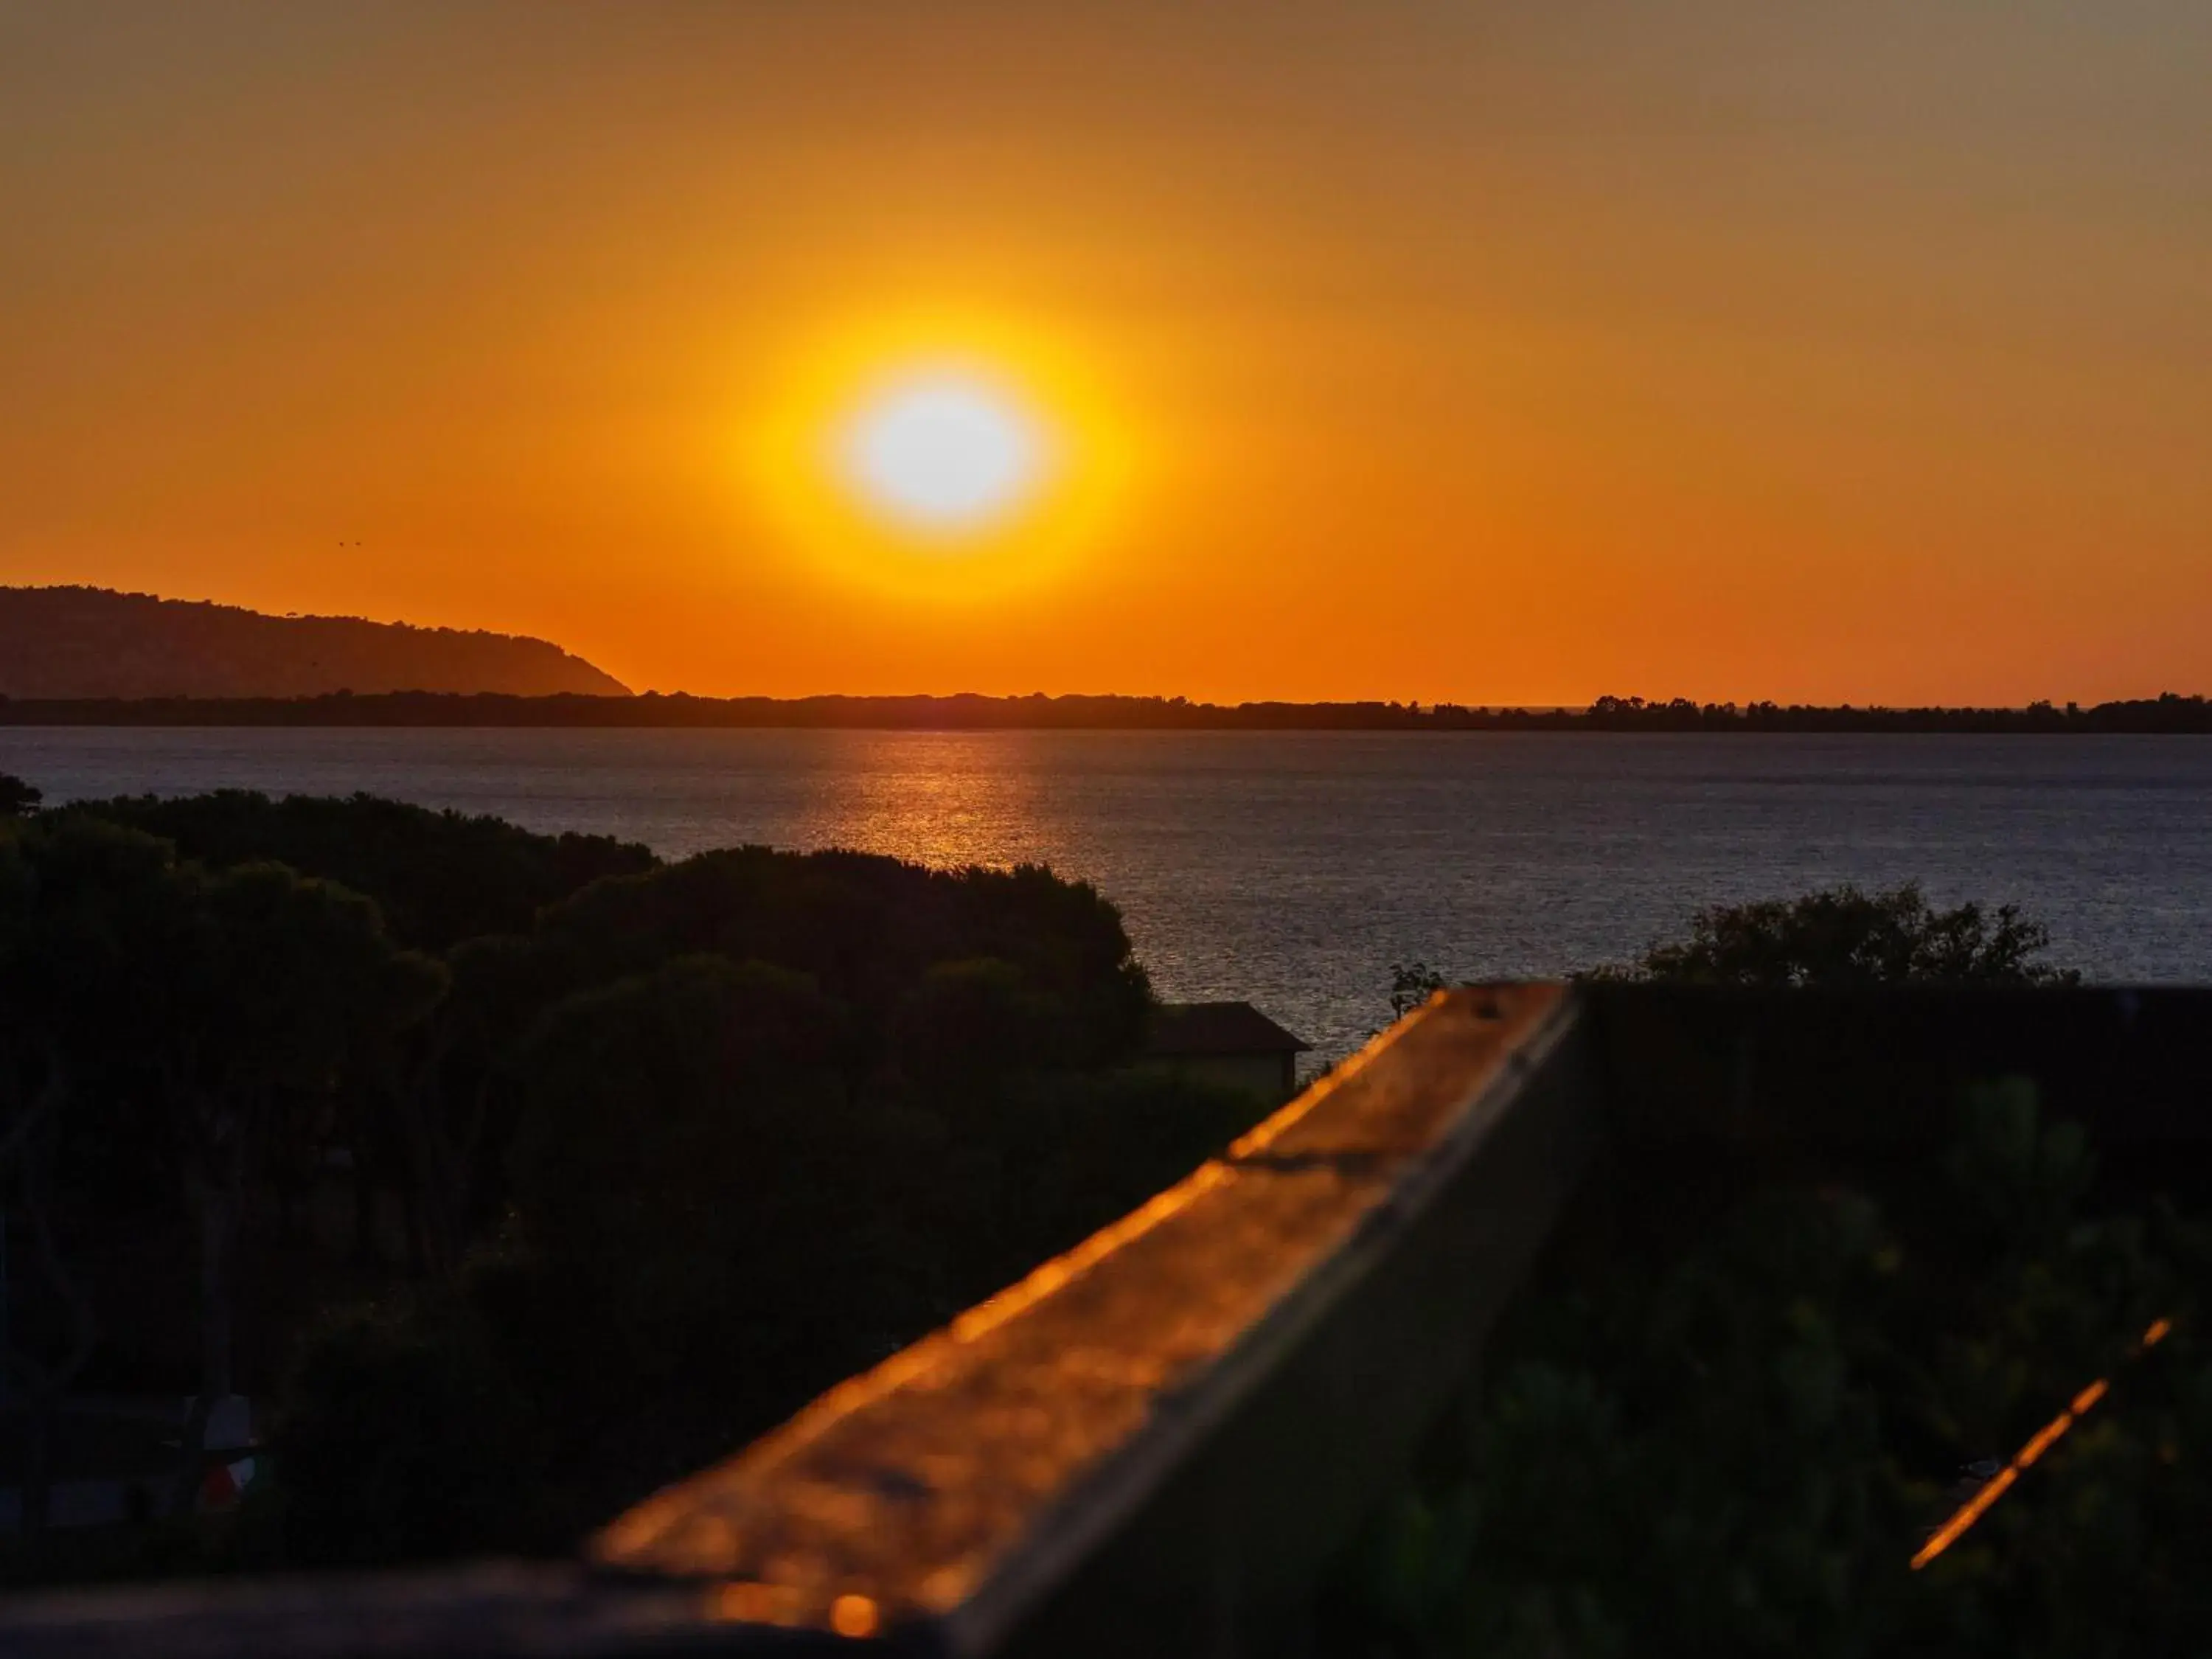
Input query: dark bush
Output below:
<box><xmin>271</xmin><ymin>1295</ymin><xmax>538</xmax><ymax>1565</ymax></box>
<box><xmin>1622</xmin><ymin>882</ymin><xmax>2076</xmax><ymax>987</ymax></box>
<box><xmin>78</xmin><ymin>790</ymin><xmax>653</xmax><ymax>949</ymax></box>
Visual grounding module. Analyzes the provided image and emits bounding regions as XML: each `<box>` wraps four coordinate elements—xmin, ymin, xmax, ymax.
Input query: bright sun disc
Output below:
<box><xmin>844</xmin><ymin>378</ymin><xmax>1040</xmax><ymax>530</ymax></box>
<box><xmin>745</xmin><ymin>310</ymin><xmax>1136</xmax><ymax>602</ymax></box>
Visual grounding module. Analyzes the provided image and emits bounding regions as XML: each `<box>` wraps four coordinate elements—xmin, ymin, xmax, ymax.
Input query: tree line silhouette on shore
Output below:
<box><xmin>1</xmin><ymin>690</ymin><xmax>2208</xmax><ymax>731</ymax></box>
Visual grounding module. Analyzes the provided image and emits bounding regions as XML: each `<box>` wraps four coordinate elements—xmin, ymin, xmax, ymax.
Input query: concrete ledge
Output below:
<box><xmin>592</xmin><ymin>984</ymin><xmax>1594</xmax><ymax>1654</ymax></box>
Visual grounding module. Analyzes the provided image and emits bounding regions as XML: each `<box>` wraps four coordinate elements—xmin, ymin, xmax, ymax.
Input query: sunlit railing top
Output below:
<box><xmin>591</xmin><ymin>984</ymin><xmax>1576</xmax><ymax>1650</ymax></box>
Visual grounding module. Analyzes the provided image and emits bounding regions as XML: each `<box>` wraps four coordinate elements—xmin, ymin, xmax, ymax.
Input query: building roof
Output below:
<box><xmin>1144</xmin><ymin>1001</ymin><xmax>1311</xmax><ymax>1058</ymax></box>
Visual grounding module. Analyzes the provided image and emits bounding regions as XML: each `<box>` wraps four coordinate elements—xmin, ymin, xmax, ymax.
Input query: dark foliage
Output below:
<box><xmin>533</xmin><ymin>848</ymin><xmax>1149</xmax><ymax>1067</ymax></box>
<box><xmin>1617</xmin><ymin>883</ymin><xmax>2076</xmax><ymax>987</ymax></box>
<box><xmin>1327</xmin><ymin>1085</ymin><xmax>2211</xmax><ymax>1655</ymax></box>
<box><xmin>0</xmin><ymin>787</ymin><xmax>1254</xmax><ymax>1567</ymax></box>
<box><xmin>1382</xmin><ymin>884</ymin><xmax>2072</xmax><ymax>1031</ymax></box>
<box><xmin>0</xmin><ymin>780</ymin><xmax>1267</xmax><ymax>1571</ymax></box>
<box><xmin>78</xmin><ymin>790</ymin><xmax>653</xmax><ymax>950</ymax></box>
<box><xmin>260</xmin><ymin>842</ymin><xmax>1245</xmax><ymax>1557</ymax></box>
<box><xmin>3</xmin><ymin>689</ymin><xmax>2211</xmax><ymax>731</ymax></box>
<box><xmin>1384</xmin><ymin>961</ymin><xmax>1451</xmax><ymax>1028</ymax></box>
<box><xmin>508</xmin><ymin>956</ymin><xmax>925</xmax><ymax>1385</ymax></box>
<box><xmin>0</xmin><ymin>811</ymin><xmax>444</xmax><ymax>1547</ymax></box>
<box><xmin>270</xmin><ymin>1292</ymin><xmax>538</xmax><ymax>1566</ymax></box>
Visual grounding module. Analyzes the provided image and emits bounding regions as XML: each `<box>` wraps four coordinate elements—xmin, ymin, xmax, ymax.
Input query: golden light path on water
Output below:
<box><xmin>810</xmin><ymin>739</ymin><xmax>1057</xmax><ymax>872</ymax></box>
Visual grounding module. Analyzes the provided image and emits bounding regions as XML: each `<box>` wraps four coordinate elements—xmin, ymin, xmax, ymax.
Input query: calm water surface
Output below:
<box><xmin>7</xmin><ymin>728</ymin><xmax>2210</xmax><ymax>1057</ymax></box>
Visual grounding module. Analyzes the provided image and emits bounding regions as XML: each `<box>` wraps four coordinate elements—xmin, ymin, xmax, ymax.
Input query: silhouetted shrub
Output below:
<box><xmin>4</xmin><ymin>782</ymin><xmax>1274</xmax><ymax>1568</ymax></box>
<box><xmin>1326</xmin><ymin>1088</ymin><xmax>2210</xmax><ymax>1656</ymax></box>
<box><xmin>1615</xmin><ymin>882</ymin><xmax>2077</xmax><ymax>987</ymax></box>
<box><xmin>272</xmin><ymin>1293</ymin><xmax>538</xmax><ymax>1565</ymax></box>
<box><xmin>79</xmin><ymin>790</ymin><xmax>653</xmax><ymax>949</ymax></box>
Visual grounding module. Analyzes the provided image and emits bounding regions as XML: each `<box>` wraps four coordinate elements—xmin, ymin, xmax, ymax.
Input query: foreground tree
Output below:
<box><xmin>276</xmin><ymin>955</ymin><xmax>941</xmax><ymax>1560</ymax></box>
<box><xmin>1327</xmin><ymin>1085</ymin><xmax>2208</xmax><ymax>1656</ymax></box>
<box><xmin>1382</xmin><ymin>883</ymin><xmax>2074</xmax><ymax>1028</ymax></box>
<box><xmin>80</xmin><ymin>789</ymin><xmax>654</xmax><ymax>950</ymax></box>
<box><xmin>147</xmin><ymin>860</ymin><xmax>445</xmax><ymax>1512</ymax></box>
<box><xmin>1622</xmin><ymin>883</ymin><xmax>2077</xmax><ymax>987</ymax></box>
<box><xmin>509</xmin><ymin>954</ymin><xmax>931</xmax><ymax>1393</ymax></box>
<box><xmin>0</xmin><ymin>815</ymin><xmax>241</xmax><ymax>1537</ymax></box>
<box><xmin>0</xmin><ymin>801</ymin><xmax>1263</xmax><ymax>1571</ymax></box>
<box><xmin>1</xmin><ymin>813</ymin><xmax>447</xmax><ymax>1520</ymax></box>
<box><xmin>271</xmin><ymin>847</ymin><xmax>1266</xmax><ymax>1564</ymax></box>
<box><xmin>1380</xmin><ymin>961</ymin><xmax>1450</xmax><ymax>1031</ymax></box>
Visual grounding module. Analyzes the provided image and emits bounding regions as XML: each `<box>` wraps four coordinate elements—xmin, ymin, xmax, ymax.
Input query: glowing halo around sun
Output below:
<box><xmin>742</xmin><ymin>311</ymin><xmax>1135</xmax><ymax>603</ymax></box>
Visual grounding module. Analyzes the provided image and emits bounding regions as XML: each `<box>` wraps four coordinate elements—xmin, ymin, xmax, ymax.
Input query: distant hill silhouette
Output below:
<box><xmin>0</xmin><ymin>587</ymin><xmax>629</xmax><ymax>698</ymax></box>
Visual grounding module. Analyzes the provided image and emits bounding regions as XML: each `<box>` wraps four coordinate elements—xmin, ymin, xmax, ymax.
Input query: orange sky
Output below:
<box><xmin>4</xmin><ymin>2</ymin><xmax>2208</xmax><ymax>703</ymax></box>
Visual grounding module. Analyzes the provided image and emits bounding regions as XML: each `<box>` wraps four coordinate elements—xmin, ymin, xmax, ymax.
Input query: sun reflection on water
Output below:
<box><xmin>804</xmin><ymin>734</ymin><xmax>1061</xmax><ymax>872</ymax></box>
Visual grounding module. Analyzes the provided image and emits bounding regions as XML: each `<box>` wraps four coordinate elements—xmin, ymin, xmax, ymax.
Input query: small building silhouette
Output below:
<box><xmin>1142</xmin><ymin>1001</ymin><xmax>1311</xmax><ymax>1103</ymax></box>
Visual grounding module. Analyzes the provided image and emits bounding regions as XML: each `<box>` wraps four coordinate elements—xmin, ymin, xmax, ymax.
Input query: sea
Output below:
<box><xmin>5</xmin><ymin>727</ymin><xmax>2210</xmax><ymax>1060</ymax></box>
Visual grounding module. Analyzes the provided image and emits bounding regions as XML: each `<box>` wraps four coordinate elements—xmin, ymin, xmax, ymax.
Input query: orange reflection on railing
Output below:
<box><xmin>1910</xmin><ymin>1316</ymin><xmax>2174</xmax><ymax>1571</ymax></box>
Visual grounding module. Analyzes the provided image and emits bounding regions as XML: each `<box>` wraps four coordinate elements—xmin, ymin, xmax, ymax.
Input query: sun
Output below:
<box><xmin>843</xmin><ymin>378</ymin><xmax>1043</xmax><ymax>532</ymax></box>
<box><xmin>743</xmin><ymin>310</ymin><xmax>1138</xmax><ymax>601</ymax></box>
